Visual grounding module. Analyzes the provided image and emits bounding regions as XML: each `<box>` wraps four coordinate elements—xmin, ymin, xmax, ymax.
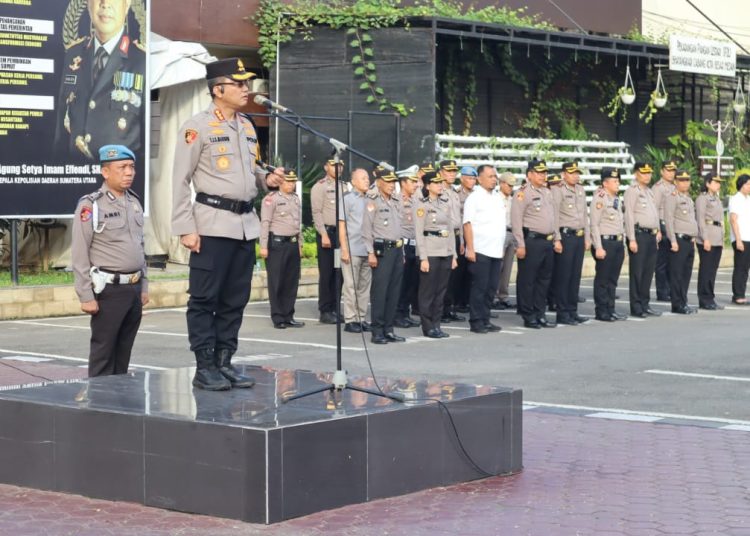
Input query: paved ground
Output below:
<box><xmin>1</xmin><ymin>268</ymin><xmax>749</xmax><ymax>534</ymax></box>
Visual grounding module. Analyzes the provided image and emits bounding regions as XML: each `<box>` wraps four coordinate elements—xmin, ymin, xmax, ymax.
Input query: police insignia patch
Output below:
<box><xmin>416</xmin><ymin>208</ymin><xmax>425</xmax><ymax>217</ymax></box>
<box><xmin>185</xmin><ymin>129</ymin><xmax>198</xmax><ymax>144</ymax></box>
<box><xmin>517</xmin><ymin>191</ymin><xmax>525</xmax><ymax>201</ymax></box>
<box><xmin>80</xmin><ymin>207</ymin><xmax>92</xmax><ymax>222</ymax></box>
<box><xmin>596</xmin><ymin>202</ymin><xmax>603</xmax><ymax>209</ymax></box>
<box><xmin>217</xmin><ymin>156</ymin><xmax>230</xmax><ymax>170</ymax></box>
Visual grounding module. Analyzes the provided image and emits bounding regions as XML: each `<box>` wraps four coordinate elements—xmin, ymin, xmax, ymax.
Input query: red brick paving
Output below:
<box><xmin>1</xmin><ymin>360</ymin><xmax>749</xmax><ymax>535</ymax></box>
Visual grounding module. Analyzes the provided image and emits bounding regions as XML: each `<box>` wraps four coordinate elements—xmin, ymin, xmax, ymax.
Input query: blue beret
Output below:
<box><xmin>99</xmin><ymin>145</ymin><xmax>135</xmax><ymax>163</ymax></box>
<box><xmin>459</xmin><ymin>166</ymin><xmax>477</xmax><ymax>177</ymax></box>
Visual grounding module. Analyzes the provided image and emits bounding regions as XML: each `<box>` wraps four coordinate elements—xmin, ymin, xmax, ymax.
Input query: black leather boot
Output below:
<box><xmin>216</xmin><ymin>348</ymin><xmax>255</xmax><ymax>388</ymax></box>
<box><xmin>193</xmin><ymin>348</ymin><xmax>231</xmax><ymax>391</ymax></box>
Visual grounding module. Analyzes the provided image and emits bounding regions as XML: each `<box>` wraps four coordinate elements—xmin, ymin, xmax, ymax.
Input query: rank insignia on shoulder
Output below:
<box><xmin>69</xmin><ymin>56</ymin><xmax>82</xmax><ymax>71</ymax></box>
<box><xmin>185</xmin><ymin>129</ymin><xmax>198</xmax><ymax>144</ymax></box>
<box><xmin>597</xmin><ymin>191</ymin><xmax>605</xmax><ymax>197</ymax></box>
<box><xmin>211</xmin><ymin>129</ymin><xmax>224</xmax><ymax>135</ymax></box>
<box><xmin>208</xmin><ymin>121</ymin><xmax>221</xmax><ymax>127</ymax></box>
<box><xmin>214</xmin><ymin>109</ymin><xmax>226</xmax><ymax>122</ymax></box>
<box><xmin>80</xmin><ymin>207</ymin><xmax>92</xmax><ymax>222</ymax></box>
<box><xmin>416</xmin><ymin>208</ymin><xmax>425</xmax><ymax>217</ymax></box>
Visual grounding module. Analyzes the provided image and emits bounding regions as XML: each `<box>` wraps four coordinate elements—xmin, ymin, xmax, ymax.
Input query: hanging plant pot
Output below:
<box><xmin>654</xmin><ymin>95</ymin><xmax>667</xmax><ymax>108</ymax></box>
<box><xmin>733</xmin><ymin>77</ymin><xmax>746</xmax><ymax>115</ymax></box>
<box><xmin>621</xmin><ymin>91</ymin><xmax>635</xmax><ymax>105</ymax></box>
<box><xmin>619</xmin><ymin>65</ymin><xmax>636</xmax><ymax>105</ymax></box>
<box><xmin>734</xmin><ymin>102</ymin><xmax>746</xmax><ymax>114</ymax></box>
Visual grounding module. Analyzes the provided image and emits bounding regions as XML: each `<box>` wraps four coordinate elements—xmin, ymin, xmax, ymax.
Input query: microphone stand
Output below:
<box><xmin>266</xmin><ymin>110</ymin><xmax>403</xmax><ymax>404</ymax></box>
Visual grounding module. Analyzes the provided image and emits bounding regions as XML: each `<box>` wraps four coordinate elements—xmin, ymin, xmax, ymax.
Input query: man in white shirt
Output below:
<box><xmin>463</xmin><ymin>165</ymin><xmax>505</xmax><ymax>334</ymax></box>
<box><xmin>729</xmin><ymin>174</ymin><xmax>750</xmax><ymax>304</ymax></box>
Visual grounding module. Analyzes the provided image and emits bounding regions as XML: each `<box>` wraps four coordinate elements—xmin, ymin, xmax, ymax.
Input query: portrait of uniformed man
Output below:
<box><xmin>56</xmin><ymin>0</ymin><xmax>147</xmax><ymax>160</ymax></box>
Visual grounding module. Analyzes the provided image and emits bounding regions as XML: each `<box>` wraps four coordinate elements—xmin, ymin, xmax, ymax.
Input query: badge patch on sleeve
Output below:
<box><xmin>80</xmin><ymin>207</ymin><xmax>92</xmax><ymax>222</ymax></box>
<box><xmin>416</xmin><ymin>208</ymin><xmax>425</xmax><ymax>217</ymax></box>
<box><xmin>517</xmin><ymin>191</ymin><xmax>525</xmax><ymax>201</ymax></box>
<box><xmin>185</xmin><ymin>129</ymin><xmax>198</xmax><ymax>144</ymax></box>
<box><xmin>595</xmin><ymin>202</ymin><xmax>603</xmax><ymax>209</ymax></box>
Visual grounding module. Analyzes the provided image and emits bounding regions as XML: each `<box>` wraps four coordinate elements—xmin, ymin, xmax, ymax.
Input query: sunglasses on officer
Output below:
<box><xmin>215</xmin><ymin>80</ymin><xmax>250</xmax><ymax>90</ymax></box>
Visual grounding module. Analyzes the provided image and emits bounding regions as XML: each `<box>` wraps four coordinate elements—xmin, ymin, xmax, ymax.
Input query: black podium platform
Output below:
<box><xmin>0</xmin><ymin>366</ymin><xmax>522</xmax><ymax>524</ymax></box>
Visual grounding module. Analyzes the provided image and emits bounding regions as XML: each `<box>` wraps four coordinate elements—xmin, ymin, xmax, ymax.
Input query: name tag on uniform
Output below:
<box><xmin>64</xmin><ymin>74</ymin><xmax>77</xmax><ymax>85</ymax></box>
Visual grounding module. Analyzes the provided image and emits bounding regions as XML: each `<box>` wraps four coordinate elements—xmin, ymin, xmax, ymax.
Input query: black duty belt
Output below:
<box><xmin>676</xmin><ymin>233</ymin><xmax>693</xmax><ymax>240</ymax></box>
<box><xmin>325</xmin><ymin>224</ymin><xmax>337</xmax><ymax>232</ymax></box>
<box><xmin>374</xmin><ymin>238</ymin><xmax>403</xmax><ymax>248</ymax></box>
<box><xmin>560</xmin><ymin>227</ymin><xmax>585</xmax><ymax>237</ymax></box>
<box><xmin>506</xmin><ymin>226</ymin><xmax>513</xmax><ymax>232</ymax></box>
<box><xmin>424</xmin><ymin>230</ymin><xmax>451</xmax><ymax>238</ymax></box>
<box><xmin>195</xmin><ymin>193</ymin><xmax>254</xmax><ymax>214</ymax></box>
<box><xmin>635</xmin><ymin>225</ymin><xmax>658</xmax><ymax>235</ymax></box>
<box><xmin>523</xmin><ymin>228</ymin><xmax>554</xmax><ymax>241</ymax></box>
<box><xmin>705</xmin><ymin>219</ymin><xmax>722</xmax><ymax>227</ymax></box>
<box><xmin>454</xmin><ymin>229</ymin><xmax>461</xmax><ymax>236</ymax></box>
<box><xmin>271</xmin><ymin>234</ymin><xmax>298</xmax><ymax>243</ymax></box>
<box><xmin>601</xmin><ymin>234</ymin><xmax>623</xmax><ymax>241</ymax></box>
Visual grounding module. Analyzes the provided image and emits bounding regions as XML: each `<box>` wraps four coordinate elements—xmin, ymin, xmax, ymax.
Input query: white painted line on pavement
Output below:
<box><xmin>0</xmin><ymin>347</ymin><xmax>166</xmax><ymax>370</ymax></box>
<box><xmin>587</xmin><ymin>412</ymin><xmax>662</xmax><ymax>423</ymax></box>
<box><xmin>1</xmin><ymin>355</ymin><xmax>52</xmax><ymax>363</ymax></box>
<box><xmin>525</xmin><ymin>400</ymin><xmax>750</xmax><ymax>426</ymax></box>
<box><xmin>722</xmin><ymin>425</ymin><xmax>750</xmax><ymax>432</ymax></box>
<box><xmin>644</xmin><ymin>369</ymin><xmax>750</xmax><ymax>382</ymax></box>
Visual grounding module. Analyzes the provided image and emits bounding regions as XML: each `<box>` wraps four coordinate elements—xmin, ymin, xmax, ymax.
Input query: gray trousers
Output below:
<box><xmin>497</xmin><ymin>234</ymin><xmax>517</xmax><ymax>299</ymax></box>
<box><xmin>341</xmin><ymin>255</ymin><xmax>371</xmax><ymax>323</ymax></box>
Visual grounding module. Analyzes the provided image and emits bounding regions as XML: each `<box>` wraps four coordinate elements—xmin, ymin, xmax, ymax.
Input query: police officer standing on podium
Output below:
<box><xmin>624</xmin><ymin>162</ymin><xmax>662</xmax><ymax>318</ymax></box>
<box><xmin>362</xmin><ymin>167</ymin><xmax>405</xmax><ymax>344</ymax></box>
<box><xmin>172</xmin><ymin>57</ymin><xmax>285</xmax><ymax>391</ymax></box>
<box><xmin>72</xmin><ymin>144</ymin><xmax>148</xmax><ymax>377</ymax></box>
<box><xmin>665</xmin><ymin>170</ymin><xmax>699</xmax><ymax>314</ymax></box>
<box><xmin>511</xmin><ymin>159</ymin><xmax>558</xmax><ymax>329</ymax></box>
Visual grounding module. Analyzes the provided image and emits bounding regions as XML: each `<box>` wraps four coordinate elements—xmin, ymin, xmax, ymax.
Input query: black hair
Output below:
<box><xmin>701</xmin><ymin>172</ymin><xmax>713</xmax><ymax>193</ymax></box>
<box><xmin>737</xmin><ymin>174</ymin><xmax>750</xmax><ymax>191</ymax></box>
<box><xmin>476</xmin><ymin>164</ymin><xmax>492</xmax><ymax>176</ymax></box>
<box><xmin>207</xmin><ymin>77</ymin><xmax>223</xmax><ymax>98</ymax></box>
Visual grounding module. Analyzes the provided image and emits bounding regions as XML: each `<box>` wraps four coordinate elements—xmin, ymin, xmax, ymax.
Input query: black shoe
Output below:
<box><xmin>440</xmin><ymin>314</ymin><xmax>452</xmax><ymax>323</ymax></box>
<box><xmin>394</xmin><ymin>318</ymin><xmax>412</xmax><ymax>328</ymax></box>
<box><xmin>437</xmin><ymin>328</ymin><xmax>450</xmax><ymax>338</ymax></box>
<box><xmin>489</xmin><ymin>311</ymin><xmax>499</xmax><ymax>319</ymax></box>
<box><xmin>273</xmin><ymin>322</ymin><xmax>287</xmax><ymax>329</ymax></box>
<box><xmin>523</xmin><ymin>320</ymin><xmax>541</xmax><ymax>329</ymax></box>
<box><xmin>611</xmin><ymin>312</ymin><xmax>628</xmax><ymax>321</ymax></box>
<box><xmin>319</xmin><ymin>312</ymin><xmax>337</xmax><ymax>324</ymax></box>
<box><xmin>448</xmin><ymin>311</ymin><xmax>466</xmax><ymax>321</ymax></box>
<box><xmin>595</xmin><ymin>314</ymin><xmax>616</xmax><ymax>322</ymax></box>
<box><xmin>699</xmin><ymin>304</ymin><xmax>716</xmax><ymax>310</ymax></box>
<box><xmin>538</xmin><ymin>318</ymin><xmax>556</xmax><ymax>328</ymax></box>
<box><xmin>385</xmin><ymin>332</ymin><xmax>406</xmax><ymax>342</ymax></box>
<box><xmin>344</xmin><ymin>322</ymin><xmax>362</xmax><ymax>333</ymax></box>
<box><xmin>630</xmin><ymin>311</ymin><xmax>647</xmax><ymax>318</ymax></box>
<box><xmin>645</xmin><ymin>308</ymin><xmax>662</xmax><ymax>317</ymax></box>
<box><xmin>371</xmin><ymin>333</ymin><xmax>388</xmax><ymax>344</ymax></box>
<box><xmin>424</xmin><ymin>328</ymin><xmax>442</xmax><ymax>339</ymax></box>
<box><xmin>578</xmin><ymin>296</ymin><xmax>586</xmax><ymax>303</ymax></box>
<box><xmin>656</xmin><ymin>296</ymin><xmax>671</xmax><ymax>303</ymax></box>
<box><xmin>454</xmin><ymin>305</ymin><xmax>470</xmax><ymax>313</ymax></box>
<box><xmin>360</xmin><ymin>321</ymin><xmax>372</xmax><ymax>332</ymax></box>
<box><xmin>574</xmin><ymin>314</ymin><xmax>590</xmax><ymax>323</ymax></box>
<box><xmin>490</xmin><ymin>299</ymin><xmax>506</xmax><ymax>310</ymax></box>
<box><xmin>672</xmin><ymin>306</ymin><xmax>691</xmax><ymax>314</ymax></box>
<box><xmin>470</xmin><ymin>325</ymin><xmax>489</xmax><ymax>334</ymax></box>
<box><xmin>556</xmin><ymin>318</ymin><xmax>579</xmax><ymax>326</ymax></box>
<box><xmin>484</xmin><ymin>322</ymin><xmax>502</xmax><ymax>332</ymax></box>
<box><xmin>215</xmin><ymin>348</ymin><xmax>255</xmax><ymax>388</ymax></box>
<box><xmin>192</xmin><ymin>349</ymin><xmax>232</xmax><ymax>391</ymax></box>
<box><xmin>547</xmin><ymin>304</ymin><xmax>557</xmax><ymax>312</ymax></box>
<box><xmin>285</xmin><ymin>319</ymin><xmax>305</xmax><ymax>328</ymax></box>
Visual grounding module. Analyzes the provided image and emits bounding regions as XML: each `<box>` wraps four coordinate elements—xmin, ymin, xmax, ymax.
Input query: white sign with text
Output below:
<box><xmin>669</xmin><ymin>35</ymin><xmax>736</xmax><ymax>77</ymax></box>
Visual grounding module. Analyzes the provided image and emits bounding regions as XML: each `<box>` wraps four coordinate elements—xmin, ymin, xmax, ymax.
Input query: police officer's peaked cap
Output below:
<box><xmin>662</xmin><ymin>159</ymin><xmax>678</xmax><ymax>171</ymax></box>
<box><xmin>675</xmin><ymin>169</ymin><xmax>691</xmax><ymax>180</ymax></box>
<box><xmin>600</xmin><ymin>167</ymin><xmax>620</xmax><ymax>180</ymax></box>
<box><xmin>634</xmin><ymin>162</ymin><xmax>654</xmax><ymax>174</ymax></box>
<box><xmin>439</xmin><ymin>159</ymin><xmax>459</xmax><ymax>171</ymax></box>
<box><xmin>423</xmin><ymin>170</ymin><xmax>441</xmax><ymax>183</ymax></box>
<box><xmin>419</xmin><ymin>162</ymin><xmax>436</xmax><ymax>173</ymax></box>
<box><xmin>373</xmin><ymin>167</ymin><xmax>397</xmax><ymax>181</ymax></box>
<box><xmin>206</xmin><ymin>58</ymin><xmax>256</xmax><ymax>81</ymax></box>
<box><xmin>562</xmin><ymin>161</ymin><xmax>581</xmax><ymax>174</ymax></box>
<box><xmin>284</xmin><ymin>170</ymin><xmax>298</xmax><ymax>181</ymax></box>
<box><xmin>547</xmin><ymin>173</ymin><xmax>562</xmax><ymax>183</ymax></box>
<box><xmin>99</xmin><ymin>144</ymin><xmax>135</xmax><ymax>163</ymax></box>
<box><xmin>527</xmin><ymin>159</ymin><xmax>548</xmax><ymax>173</ymax></box>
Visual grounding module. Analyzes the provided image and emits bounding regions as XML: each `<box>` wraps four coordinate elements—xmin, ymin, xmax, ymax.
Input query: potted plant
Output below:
<box><xmin>620</xmin><ymin>87</ymin><xmax>635</xmax><ymax>105</ymax></box>
<box><xmin>653</xmin><ymin>90</ymin><xmax>668</xmax><ymax>108</ymax></box>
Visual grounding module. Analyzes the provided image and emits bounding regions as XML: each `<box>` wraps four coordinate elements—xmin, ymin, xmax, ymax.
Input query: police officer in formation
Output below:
<box><xmin>395</xmin><ymin>173</ymin><xmax>422</xmax><ymax>328</ymax></box>
<box><xmin>362</xmin><ymin>167</ymin><xmax>405</xmax><ymax>344</ymax></box>
<box><xmin>695</xmin><ymin>173</ymin><xmax>725</xmax><ymax>310</ymax></box>
<box><xmin>546</xmin><ymin>172</ymin><xmax>563</xmax><ymax>312</ymax></box>
<box><xmin>652</xmin><ymin>159</ymin><xmax>678</xmax><ymax>301</ymax></box>
<box><xmin>439</xmin><ymin>160</ymin><xmax>467</xmax><ymax>323</ymax></box>
<box><xmin>624</xmin><ymin>162</ymin><xmax>662</xmax><ymax>318</ymax></box>
<box><xmin>172</xmin><ymin>57</ymin><xmax>284</xmax><ymax>391</ymax></box>
<box><xmin>415</xmin><ymin>170</ymin><xmax>457</xmax><ymax>338</ymax></box>
<box><xmin>590</xmin><ymin>168</ymin><xmax>626</xmax><ymax>322</ymax></box>
<box><xmin>512</xmin><ymin>159</ymin><xmax>557</xmax><ymax>328</ymax></box>
<box><xmin>72</xmin><ymin>144</ymin><xmax>148</xmax><ymax>377</ymax></box>
<box><xmin>665</xmin><ymin>170</ymin><xmax>699</xmax><ymax>314</ymax></box>
<box><xmin>311</xmin><ymin>157</ymin><xmax>346</xmax><ymax>324</ymax></box>
<box><xmin>260</xmin><ymin>170</ymin><xmax>305</xmax><ymax>329</ymax></box>
<box><xmin>551</xmin><ymin>162</ymin><xmax>589</xmax><ymax>325</ymax></box>
<box><xmin>452</xmin><ymin>166</ymin><xmax>479</xmax><ymax>313</ymax></box>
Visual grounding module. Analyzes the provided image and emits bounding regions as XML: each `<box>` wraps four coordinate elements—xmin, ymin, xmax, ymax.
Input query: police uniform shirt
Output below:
<box><xmin>415</xmin><ymin>195</ymin><xmax>456</xmax><ymax>260</ymax></box>
<box><xmin>259</xmin><ymin>191</ymin><xmax>302</xmax><ymax>249</ymax></box>
<box><xmin>71</xmin><ymin>183</ymin><xmax>147</xmax><ymax>302</ymax></box>
<box><xmin>172</xmin><ymin>103</ymin><xmax>268</xmax><ymax>240</ymax></box>
<box><xmin>652</xmin><ymin>179</ymin><xmax>676</xmax><ymax>221</ymax></box>
<box><xmin>665</xmin><ymin>191</ymin><xmax>698</xmax><ymax>242</ymax></box>
<box><xmin>590</xmin><ymin>189</ymin><xmax>624</xmax><ymax>250</ymax></box>
<box><xmin>362</xmin><ymin>191</ymin><xmax>403</xmax><ymax>253</ymax></box>
<box><xmin>463</xmin><ymin>187</ymin><xmax>505</xmax><ymax>258</ymax></box>
<box><xmin>552</xmin><ymin>182</ymin><xmax>589</xmax><ymax>237</ymax></box>
<box><xmin>56</xmin><ymin>31</ymin><xmax>146</xmax><ymax>159</ymax></box>
<box><xmin>623</xmin><ymin>183</ymin><xmax>659</xmax><ymax>239</ymax></box>
<box><xmin>511</xmin><ymin>184</ymin><xmax>558</xmax><ymax>248</ymax></box>
<box><xmin>445</xmin><ymin>187</ymin><xmax>462</xmax><ymax>230</ymax></box>
<box><xmin>311</xmin><ymin>177</ymin><xmax>345</xmax><ymax>234</ymax></box>
<box><xmin>695</xmin><ymin>192</ymin><xmax>724</xmax><ymax>245</ymax></box>
<box><xmin>458</xmin><ymin>187</ymin><xmax>474</xmax><ymax>224</ymax></box>
<box><xmin>340</xmin><ymin>190</ymin><xmax>369</xmax><ymax>256</ymax></box>
<box><xmin>401</xmin><ymin>194</ymin><xmax>417</xmax><ymax>240</ymax></box>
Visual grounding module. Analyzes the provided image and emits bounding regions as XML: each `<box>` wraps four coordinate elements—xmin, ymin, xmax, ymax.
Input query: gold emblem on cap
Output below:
<box><xmin>237</xmin><ymin>59</ymin><xmax>245</xmax><ymax>72</ymax></box>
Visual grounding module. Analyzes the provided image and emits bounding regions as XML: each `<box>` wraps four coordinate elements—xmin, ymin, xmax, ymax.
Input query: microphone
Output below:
<box><xmin>253</xmin><ymin>95</ymin><xmax>293</xmax><ymax>113</ymax></box>
<box><xmin>255</xmin><ymin>160</ymin><xmax>277</xmax><ymax>173</ymax></box>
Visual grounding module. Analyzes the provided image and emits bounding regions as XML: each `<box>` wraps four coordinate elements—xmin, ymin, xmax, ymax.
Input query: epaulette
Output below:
<box><xmin>318</xmin><ymin>178</ymin><xmax>327</xmax><ymax>184</ymax></box>
<box><xmin>65</xmin><ymin>35</ymin><xmax>87</xmax><ymax>51</ymax></box>
<box><xmin>81</xmin><ymin>190</ymin><xmax>103</xmax><ymax>203</ymax></box>
<box><xmin>392</xmin><ymin>192</ymin><xmax>401</xmax><ymax>201</ymax></box>
<box><xmin>519</xmin><ymin>184</ymin><xmax>528</xmax><ymax>190</ymax></box>
<box><xmin>127</xmin><ymin>188</ymin><xmax>140</xmax><ymax>200</ymax></box>
<box><xmin>366</xmin><ymin>190</ymin><xmax>378</xmax><ymax>199</ymax></box>
<box><xmin>597</xmin><ymin>190</ymin><xmax>605</xmax><ymax>197</ymax></box>
<box><xmin>133</xmin><ymin>39</ymin><xmax>146</xmax><ymax>52</ymax></box>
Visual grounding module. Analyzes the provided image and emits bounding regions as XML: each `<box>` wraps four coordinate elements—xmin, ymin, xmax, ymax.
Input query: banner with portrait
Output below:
<box><xmin>0</xmin><ymin>0</ymin><xmax>149</xmax><ymax>217</ymax></box>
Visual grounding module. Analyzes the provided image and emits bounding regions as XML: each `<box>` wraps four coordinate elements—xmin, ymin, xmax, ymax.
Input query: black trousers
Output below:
<box><xmin>468</xmin><ymin>253</ymin><xmax>502</xmax><ymax>328</ymax></box>
<box><xmin>593</xmin><ymin>239</ymin><xmax>624</xmax><ymax>318</ymax></box>
<box><xmin>732</xmin><ymin>241</ymin><xmax>750</xmax><ymax>300</ymax></box>
<box><xmin>89</xmin><ymin>282</ymin><xmax>142</xmax><ymax>377</ymax></box>
<box><xmin>697</xmin><ymin>243</ymin><xmax>722</xmax><ymax>307</ymax></box>
<box><xmin>316</xmin><ymin>226</ymin><xmax>341</xmax><ymax>314</ymax></box>
<box><xmin>397</xmin><ymin>244</ymin><xmax>420</xmax><ymax>318</ymax></box>
<box><xmin>655</xmin><ymin>224</ymin><xmax>671</xmax><ymax>299</ymax></box>
<box><xmin>370</xmin><ymin>246</ymin><xmax>404</xmax><ymax>336</ymax></box>
<box><xmin>444</xmin><ymin>235</ymin><xmax>468</xmax><ymax>310</ymax></box>
<box><xmin>418</xmin><ymin>256</ymin><xmax>452</xmax><ymax>333</ymax></box>
<box><xmin>668</xmin><ymin>236</ymin><xmax>695</xmax><ymax>310</ymax></box>
<box><xmin>266</xmin><ymin>239</ymin><xmax>300</xmax><ymax>324</ymax></box>
<box><xmin>187</xmin><ymin>236</ymin><xmax>255</xmax><ymax>354</ymax></box>
<box><xmin>628</xmin><ymin>232</ymin><xmax>657</xmax><ymax>315</ymax></box>
<box><xmin>547</xmin><ymin>253</ymin><xmax>556</xmax><ymax>307</ymax></box>
<box><xmin>554</xmin><ymin>234</ymin><xmax>585</xmax><ymax>320</ymax></box>
<box><xmin>517</xmin><ymin>237</ymin><xmax>554</xmax><ymax>322</ymax></box>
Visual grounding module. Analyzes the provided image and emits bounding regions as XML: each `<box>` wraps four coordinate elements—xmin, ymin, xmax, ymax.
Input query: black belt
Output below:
<box><xmin>271</xmin><ymin>234</ymin><xmax>298</xmax><ymax>243</ymax></box>
<box><xmin>523</xmin><ymin>228</ymin><xmax>554</xmax><ymax>241</ymax></box>
<box><xmin>560</xmin><ymin>227</ymin><xmax>584</xmax><ymax>237</ymax></box>
<box><xmin>195</xmin><ymin>193</ymin><xmax>254</xmax><ymax>214</ymax></box>
<box><xmin>635</xmin><ymin>225</ymin><xmax>658</xmax><ymax>235</ymax></box>
<box><xmin>506</xmin><ymin>226</ymin><xmax>513</xmax><ymax>232</ymax></box>
<box><xmin>601</xmin><ymin>234</ymin><xmax>623</xmax><ymax>241</ymax></box>
<box><xmin>454</xmin><ymin>229</ymin><xmax>461</xmax><ymax>236</ymax></box>
<box><xmin>676</xmin><ymin>233</ymin><xmax>693</xmax><ymax>240</ymax></box>
<box><xmin>374</xmin><ymin>238</ymin><xmax>403</xmax><ymax>248</ymax></box>
<box><xmin>705</xmin><ymin>219</ymin><xmax>722</xmax><ymax>227</ymax></box>
<box><xmin>424</xmin><ymin>230</ymin><xmax>451</xmax><ymax>237</ymax></box>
